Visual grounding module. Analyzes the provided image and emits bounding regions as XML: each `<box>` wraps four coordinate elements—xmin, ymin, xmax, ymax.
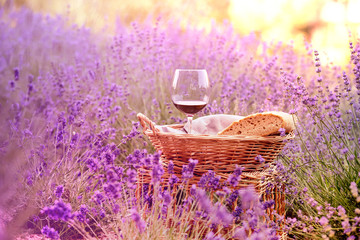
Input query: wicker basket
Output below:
<box><xmin>137</xmin><ymin>113</ymin><xmax>292</xmax><ymax>237</ymax></box>
<box><xmin>137</xmin><ymin>113</ymin><xmax>294</xmax><ymax>174</ymax></box>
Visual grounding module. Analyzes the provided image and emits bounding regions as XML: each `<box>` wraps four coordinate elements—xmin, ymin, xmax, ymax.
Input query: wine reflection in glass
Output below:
<box><xmin>171</xmin><ymin>69</ymin><xmax>210</xmax><ymax>134</ymax></box>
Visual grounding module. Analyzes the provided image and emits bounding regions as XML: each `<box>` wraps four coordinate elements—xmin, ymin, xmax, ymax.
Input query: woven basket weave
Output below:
<box><xmin>136</xmin><ymin>162</ymin><xmax>286</xmax><ymax>237</ymax></box>
<box><xmin>137</xmin><ymin>113</ymin><xmax>294</xmax><ymax>173</ymax></box>
<box><xmin>137</xmin><ymin>165</ymin><xmax>285</xmax><ymax>216</ymax></box>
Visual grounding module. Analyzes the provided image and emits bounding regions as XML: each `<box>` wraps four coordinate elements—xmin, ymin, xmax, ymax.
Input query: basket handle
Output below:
<box><xmin>137</xmin><ymin>113</ymin><xmax>160</xmax><ymax>135</ymax></box>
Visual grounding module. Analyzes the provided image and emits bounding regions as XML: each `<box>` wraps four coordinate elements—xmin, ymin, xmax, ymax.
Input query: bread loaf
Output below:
<box><xmin>217</xmin><ymin>111</ymin><xmax>295</xmax><ymax>136</ymax></box>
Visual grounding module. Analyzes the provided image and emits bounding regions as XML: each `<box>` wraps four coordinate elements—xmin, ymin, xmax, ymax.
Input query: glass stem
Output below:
<box><xmin>187</xmin><ymin>114</ymin><xmax>193</xmax><ymax>134</ymax></box>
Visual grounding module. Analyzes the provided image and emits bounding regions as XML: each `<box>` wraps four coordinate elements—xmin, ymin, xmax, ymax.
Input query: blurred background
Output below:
<box><xmin>2</xmin><ymin>0</ymin><xmax>360</xmax><ymax>66</ymax></box>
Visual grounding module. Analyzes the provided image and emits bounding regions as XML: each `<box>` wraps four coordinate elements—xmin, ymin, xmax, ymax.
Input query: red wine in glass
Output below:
<box><xmin>172</xmin><ymin>100</ymin><xmax>207</xmax><ymax>115</ymax></box>
<box><xmin>171</xmin><ymin>69</ymin><xmax>210</xmax><ymax>134</ymax></box>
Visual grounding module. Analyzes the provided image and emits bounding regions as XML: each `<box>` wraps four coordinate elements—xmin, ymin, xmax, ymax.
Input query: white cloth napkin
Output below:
<box><xmin>156</xmin><ymin>114</ymin><xmax>243</xmax><ymax>135</ymax></box>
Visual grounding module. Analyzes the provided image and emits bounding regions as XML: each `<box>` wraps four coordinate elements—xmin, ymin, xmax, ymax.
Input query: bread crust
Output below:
<box><xmin>217</xmin><ymin>111</ymin><xmax>296</xmax><ymax>136</ymax></box>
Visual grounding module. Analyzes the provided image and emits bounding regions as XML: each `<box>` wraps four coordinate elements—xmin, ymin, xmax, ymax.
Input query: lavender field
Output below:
<box><xmin>1</xmin><ymin>3</ymin><xmax>360</xmax><ymax>240</ymax></box>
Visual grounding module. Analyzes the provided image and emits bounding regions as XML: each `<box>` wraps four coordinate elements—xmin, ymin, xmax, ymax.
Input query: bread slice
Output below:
<box><xmin>217</xmin><ymin>111</ymin><xmax>295</xmax><ymax>136</ymax></box>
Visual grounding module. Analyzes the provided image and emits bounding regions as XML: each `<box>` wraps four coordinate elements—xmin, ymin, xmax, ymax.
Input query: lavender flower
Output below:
<box><xmin>92</xmin><ymin>190</ymin><xmax>105</xmax><ymax>205</ymax></box>
<box><xmin>233</xmin><ymin>205</ymin><xmax>243</xmax><ymax>221</ymax></box>
<box><xmin>198</xmin><ymin>170</ymin><xmax>221</xmax><ymax>190</ymax></box>
<box><xmin>14</xmin><ymin>67</ymin><xmax>19</xmax><ymax>81</ymax></box>
<box><xmin>233</xmin><ymin>225</ymin><xmax>248</xmax><ymax>239</ymax></box>
<box><xmin>104</xmin><ymin>152</ymin><xmax>115</xmax><ymax>165</ymax></box>
<box><xmin>74</xmin><ymin>204</ymin><xmax>88</xmax><ymax>223</ymax></box>
<box><xmin>212</xmin><ymin>202</ymin><xmax>234</xmax><ymax>226</ymax></box>
<box><xmin>262</xmin><ymin>199</ymin><xmax>275</xmax><ymax>210</ymax></box>
<box><xmin>182</xmin><ymin>158</ymin><xmax>198</xmax><ymax>180</ymax></box>
<box><xmin>233</xmin><ymin>165</ymin><xmax>244</xmax><ymax>176</ymax></box>
<box><xmin>254</xmin><ymin>155</ymin><xmax>265</xmax><ymax>164</ymax></box>
<box><xmin>318</xmin><ymin>216</ymin><xmax>329</xmax><ymax>226</ymax></box>
<box><xmin>41</xmin><ymin>199</ymin><xmax>73</xmax><ymax>221</ymax></box>
<box><xmin>204</xmin><ymin>231</ymin><xmax>225</xmax><ymax>240</ymax></box>
<box><xmin>239</xmin><ymin>187</ymin><xmax>259</xmax><ymax>210</ymax></box>
<box><xmin>129</xmin><ymin>208</ymin><xmax>146</xmax><ymax>233</ymax></box>
<box><xmin>227</xmin><ymin>173</ymin><xmax>240</xmax><ymax>187</ymax></box>
<box><xmin>152</xmin><ymin>151</ymin><xmax>161</xmax><ymax>165</ymax></box>
<box><xmin>106</xmin><ymin>168</ymin><xmax>120</xmax><ymax>182</ymax></box>
<box><xmin>350</xmin><ymin>182</ymin><xmax>358</xmax><ymax>198</ymax></box>
<box><xmin>103</xmin><ymin>182</ymin><xmax>121</xmax><ymax>199</ymax></box>
<box><xmin>278</xmin><ymin>127</ymin><xmax>286</xmax><ymax>137</ymax></box>
<box><xmin>126</xmin><ymin>168</ymin><xmax>137</xmax><ymax>189</ymax></box>
<box><xmin>86</xmin><ymin>158</ymin><xmax>99</xmax><ymax>172</ymax></box>
<box><xmin>162</xmin><ymin>190</ymin><xmax>172</xmax><ymax>206</ymax></box>
<box><xmin>188</xmin><ymin>158</ymin><xmax>198</xmax><ymax>171</ymax></box>
<box><xmin>168</xmin><ymin>160</ymin><xmax>174</xmax><ymax>174</ymax></box>
<box><xmin>190</xmin><ymin>184</ymin><xmax>197</xmax><ymax>196</ymax></box>
<box><xmin>169</xmin><ymin>174</ymin><xmax>179</xmax><ymax>187</ymax></box>
<box><xmin>26</xmin><ymin>172</ymin><xmax>33</xmax><ymax>186</ymax></box>
<box><xmin>151</xmin><ymin>162</ymin><xmax>164</xmax><ymax>184</ymax></box>
<box><xmin>54</xmin><ymin>185</ymin><xmax>64</xmax><ymax>198</ymax></box>
<box><xmin>226</xmin><ymin>189</ymin><xmax>239</xmax><ymax>205</ymax></box>
<box><xmin>196</xmin><ymin>188</ymin><xmax>213</xmax><ymax>213</ymax></box>
<box><xmin>161</xmin><ymin>190</ymin><xmax>172</xmax><ymax>217</ymax></box>
<box><xmin>41</xmin><ymin>225</ymin><xmax>60</xmax><ymax>240</ymax></box>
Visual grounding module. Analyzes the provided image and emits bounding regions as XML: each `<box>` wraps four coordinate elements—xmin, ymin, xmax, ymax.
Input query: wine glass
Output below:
<box><xmin>171</xmin><ymin>69</ymin><xmax>210</xmax><ymax>134</ymax></box>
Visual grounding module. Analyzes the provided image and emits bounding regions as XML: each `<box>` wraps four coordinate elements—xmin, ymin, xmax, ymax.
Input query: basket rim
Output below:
<box><xmin>145</xmin><ymin>125</ymin><xmax>295</xmax><ymax>141</ymax></box>
<box><xmin>144</xmin><ymin>124</ymin><xmax>295</xmax><ymax>141</ymax></box>
<box><xmin>137</xmin><ymin>113</ymin><xmax>295</xmax><ymax>142</ymax></box>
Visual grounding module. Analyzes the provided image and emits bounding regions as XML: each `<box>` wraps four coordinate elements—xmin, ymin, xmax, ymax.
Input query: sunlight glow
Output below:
<box><xmin>229</xmin><ymin>0</ymin><xmax>360</xmax><ymax>66</ymax></box>
<box><xmin>347</xmin><ymin>0</ymin><xmax>360</xmax><ymax>23</ymax></box>
<box><xmin>6</xmin><ymin>0</ymin><xmax>360</xmax><ymax>66</ymax></box>
<box><xmin>320</xmin><ymin>2</ymin><xmax>346</xmax><ymax>23</ymax></box>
